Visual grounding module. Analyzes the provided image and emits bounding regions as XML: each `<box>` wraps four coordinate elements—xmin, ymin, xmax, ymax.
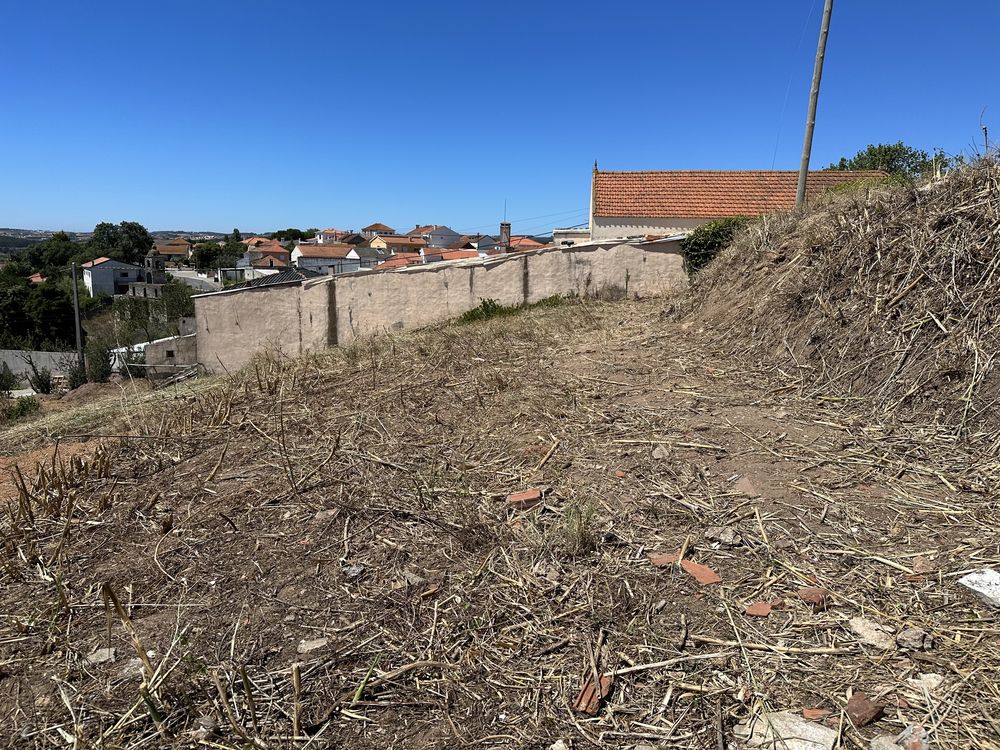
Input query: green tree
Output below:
<box><xmin>0</xmin><ymin>362</ymin><xmax>17</xmax><ymax>398</ymax></box>
<box><xmin>87</xmin><ymin>221</ymin><xmax>154</xmax><ymax>264</ymax></box>
<box><xmin>827</xmin><ymin>141</ymin><xmax>951</xmax><ymax>180</ymax></box>
<box><xmin>681</xmin><ymin>216</ymin><xmax>750</xmax><ymax>273</ymax></box>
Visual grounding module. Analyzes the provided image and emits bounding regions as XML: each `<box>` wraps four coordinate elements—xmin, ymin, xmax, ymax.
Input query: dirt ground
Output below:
<box><xmin>1</xmin><ymin>299</ymin><xmax>997</xmax><ymax>749</ymax></box>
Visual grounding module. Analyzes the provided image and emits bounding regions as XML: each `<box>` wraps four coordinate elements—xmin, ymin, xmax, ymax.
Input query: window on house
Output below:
<box><xmin>165</xmin><ymin>350</ymin><xmax>175</xmax><ymax>359</ymax></box>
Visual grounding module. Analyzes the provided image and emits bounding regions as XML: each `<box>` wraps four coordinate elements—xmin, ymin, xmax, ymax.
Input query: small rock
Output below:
<box><xmin>849</xmin><ymin>617</ymin><xmax>895</xmax><ymax>650</ymax></box>
<box><xmin>652</xmin><ymin>444</ymin><xmax>670</xmax><ymax>461</ymax></box>
<box><xmin>896</xmin><ymin>627</ymin><xmax>934</xmax><ymax>652</ymax></box>
<box><xmin>870</xmin><ymin>737</ymin><xmax>901</xmax><ymax>750</ymax></box>
<box><xmin>314</xmin><ymin>509</ymin><xmax>338</xmax><ymax>521</ymax></box>
<box><xmin>734</xmin><ymin>710</ymin><xmax>838</xmax><ymax>749</ymax></box>
<box><xmin>83</xmin><ymin>647</ymin><xmax>116</xmax><ymax>666</ymax></box>
<box><xmin>549</xmin><ymin>741</ymin><xmax>570</xmax><ymax>750</ymax></box>
<box><xmin>906</xmin><ymin>673</ymin><xmax>945</xmax><ymax>694</ymax></box>
<box><xmin>532</xmin><ymin>560</ymin><xmax>561</xmax><ymax>583</ymax></box>
<box><xmin>797</xmin><ymin>587</ymin><xmax>831</xmax><ymax>612</ymax></box>
<box><xmin>119</xmin><ymin>658</ymin><xmax>145</xmax><ymax>679</ymax></box>
<box><xmin>846</xmin><ymin>690</ymin><xmax>884</xmax><ymax>727</ymax></box>
<box><xmin>705</xmin><ymin>525</ymin><xmax>743</xmax><ymax>548</ymax></box>
<box><xmin>343</xmin><ymin>564</ymin><xmax>366</xmax><ymax>581</ymax></box>
<box><xmin>895</xmin><ymin>724</ymin><xmax>929</xmax><ymax>750</ymax></box>
<box><xmin>600</xmin><ymin>531</ymin><xmax>626</xmax><ymax>546</ymax></box>
<box><xmin>191</xmin><ymin>715</ymin><xmax>219</xmax><ymax>740</ymax></box>
<box><xmin>297</xmin><ymin>637</ymin><xmax>329</xmax><ymax>654</ymax></box>
<box><xmin>394</xmin><ymin>571</ymin><xmax>427</xmax><ymax>589</ymax></box>
<box><xmin>911</xmin><ymin>556</ymin><xmax>936</xmax><ymax>574</ymax></box>
<box><xmin>957</xmin><ymin>568</ymin><xmax>1000</xmax><ymax>608</ymax></box>
<box><xmin>614</xmin><ymin>469</ymin><xmax>627</xmax><ymax>478</ymax></box>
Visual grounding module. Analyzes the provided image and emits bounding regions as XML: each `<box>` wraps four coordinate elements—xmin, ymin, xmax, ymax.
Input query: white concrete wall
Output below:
<box><xmin>591</xmin><ymin>216</ymin><xmax>707</xmax><ymax>241</ymax></box>
<box><xmin>195</xmin><ymin>242</ymin><xmax>687</xmax><ymax>372</ymax></box>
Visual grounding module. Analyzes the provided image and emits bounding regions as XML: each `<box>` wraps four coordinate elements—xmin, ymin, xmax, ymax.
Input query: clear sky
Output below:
<box><xmin>2</xmin><ymin>1</ymin><xmax>997</xmax><ymax>235</ymax></box>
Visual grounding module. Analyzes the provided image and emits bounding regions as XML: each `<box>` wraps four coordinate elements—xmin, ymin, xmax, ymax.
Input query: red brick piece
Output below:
<box><xmin>681</xmin><ymin>559</ymin><xmax>721</xmax><ymax>585</ymax></box>
<box><xmin>745</xmin><ymin>601</ymin><xmax>772</xmax><ymax>618</ymax></box>
<box><xmin>797</xmin><ymin>587</ymin><xmax>831</xmax><ymax>612</ymax></box>
<box><xmin>507</xmin><ymin>488</ymin><xmax>543</xmax><ymax>510</ymax></box>
<box><xmin>846</xmin><ymin>691</ymin><xmax>884</xmax><ymax>727</ymax></box>
<box><xmin>802</xmin><ymin>707</ymin><xmax>832</xmax><ymax>721</ymax></box>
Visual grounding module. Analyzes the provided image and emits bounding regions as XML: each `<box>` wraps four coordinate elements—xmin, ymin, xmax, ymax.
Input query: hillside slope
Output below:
<box><xmin>691</xmin><ymin>159</ymin><xmax>1000</xmax><ymax>443</ymax></box>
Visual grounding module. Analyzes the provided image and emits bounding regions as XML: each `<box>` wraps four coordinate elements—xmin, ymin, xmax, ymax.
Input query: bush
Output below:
<box><xmin>459</xmin><ymin>298</ymin><xmax>521</xmax><ymax>324</ymax></box>
<box><xmin>27</xmin><ymin>367</ymin><xmax>52</xmax><ymax>395</ymax></box>
<box><xmin>681</xmin><ymin>216</ymin><xmax>750</xmax><ymax>273</ymax></box>
<box><xmin>86</xmin><ymin>340</ymin><xmax>113</xmax><ymax>383</ymax></box>
<box><xmin>0</xmin><ymin>395</ymin><xmax>40</xmax><ymax>425</ymax></box>
<box><xmin>0</xmin><ymin>362</ymin><xmax>17</xmax><ymax>398</ymax></box>
<box><xmin>65</xmin><ymin>358</ymin><xmax>88</xmax><ymax>390</ymax></box>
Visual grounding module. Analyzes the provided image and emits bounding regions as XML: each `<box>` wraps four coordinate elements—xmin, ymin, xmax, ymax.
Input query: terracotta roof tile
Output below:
<box><xmin>593</xmin><ymin>170</ymin><xmax>886</xmax><ymax>219</ymax></box>
<box><xmin>295</xmin><ymin>243</ymin><xmax>354</xmax><ymax>259</ymax></box>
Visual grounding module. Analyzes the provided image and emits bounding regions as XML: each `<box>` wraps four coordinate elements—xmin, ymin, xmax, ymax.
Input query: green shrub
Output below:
<box><xmin>86</xmin><ymin>340</ymin><xmax>113</xmax><ymax>383</ymax></box>
<box><xmin>458</xmin><ymin>295</ymin><xmax>563</xmax><ymax>324</ymax></box>
<box><xmin>65</xmin><ymin>359</ymin><xmax>88</xmax><ymax>390</ymax></box>
<box><xmin>27</xmin><ymin>367</ymin><xmax>52</xmax><ymax>395</ymax></box>
<box><xmin>459</xmin><ymin>298</ymin><xmax>521</xmax><ymax>324</ymax></box>
<box><xmin>681</xmin><ymin>216</ymin><xmax>750</xmax><ymax>273</ymax></box>
<box><xmin>0</xmin><ymin>362</ymin><xmax>17</xmax><ymax>398</ymax></box>
<box><xmin>0</xmin><ymin>395</ymin><xmax>40</xmax><ymax>425</ymax></box>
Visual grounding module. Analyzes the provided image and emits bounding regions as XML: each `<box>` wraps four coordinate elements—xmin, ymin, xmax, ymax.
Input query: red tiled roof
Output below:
<box><xmin>592</xmin><ymin>170</ymin><xmax>887</xmax><ymax>219</ymax></box>
<box><xmin>295</xmin><ymin>243</ymin><xmax>354</xmax><ymax>259</ymax></box>
<box><xmin>432</xmin><ymin>250</ymin><xmax>480</xmax><ymax>262</ymax></box>
<box><xmin>251</xmin><ymin>256</ymin><xmax>288</xmax><ymax>268</ymax></box>
<box><xmin>375</xmin><ymin>255</ymin><xmax>423</xmax><ymax>270</ymax></box>
<box><xmin>378</xmin><ymin>235</ymin><xmax>428</xmax><ymax>247</ymax></box>
<box><xmin>362</xmin><ymin>222</ymin><xmax>394</xmax><ymax>233</ymax></box>
<box><xmin>408</xmin><ymin>224</ymin><xmax>451</xmax><ymax>235</ymax></box>
<box><xmin>509</xmin><ymin>236</ymin><xmax>544</xmax><ymax>248</ymax></box>
<box><xmin>27</xmin><ymin>272</ymin><xmax>47</xmax><ymax>284</ymax></box>
<box><xmin>81</xmin><ymin>257</ymin><xmax>112</xmax><ymax>268</ymax></box>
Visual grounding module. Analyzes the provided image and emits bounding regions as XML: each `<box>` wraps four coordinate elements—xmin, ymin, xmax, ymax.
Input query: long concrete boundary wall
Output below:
<box><xmin>195</xmin><ymin>242</ymin><xmax>686</xmax><ymax>373</ymax></box>
<box><xmin>0</xmin><ymin>349</ymin><xmax>73</xmax><ymax>386</ymax></box>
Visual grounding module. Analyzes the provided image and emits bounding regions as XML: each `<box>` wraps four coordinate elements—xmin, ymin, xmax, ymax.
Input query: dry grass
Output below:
<box><xmin>1</xmin><ymin>292</ymin><xmax>999</xmax><ymax>749</ymax></box>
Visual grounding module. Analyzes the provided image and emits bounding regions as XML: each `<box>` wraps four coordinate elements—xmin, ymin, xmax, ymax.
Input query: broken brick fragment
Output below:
<box><xmin>614</xmin><ymin>469</ymin><xmax>626</xmax><ymax>478</ymax></box>
<box><xmin>572</xmin><ymin>674</ymin><xmax>614</xmax><ymax>715</ymax></box>
<box><xmin>680</xmin><ymin>559</ymin><xmax>721</xmax><ymax>585</ymax></box>
<box><xmin>648</xmin><ymin>551</ymin><xmax>680</xmax><ymax>567</ymax></box>
<box><xmin>802</xmin><ymin>707</ymin><xmax>832</xmax><ymax>721</ymax></box>
<box><xmin>507</xmin><ymin>488</ymin><xmax>544</xmax><ymax>510</ymax></box>
<box><xmin>797</xmin><ymin>587</ymin><xmax>831</xmax><ymax>612</ymax></box>
<box><xmin>846</xmin><ymin>690</ymin><xmax>884</xmax><ymax>727</ymax></box>
<box><xmin>745</xmin><ymin>601</ymin><xmax>772</xmax><ymax>617</ymax></box>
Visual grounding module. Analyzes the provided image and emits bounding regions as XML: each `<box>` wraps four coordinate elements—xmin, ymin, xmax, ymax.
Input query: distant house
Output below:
<box><xmin>369</xmin><ymin>235</ymin><xmax>428</xmax><ymax>254</ymax></box>
<box><xmin>353</xmin><ymin>245</ymin><xmax>388</xmax><ymax>268</ymax></box>
<box><xmin>407</xmin><ymin>224</ymin><xmax>461</xmax><ymax>248</ymax></box>
<box><xmin>26</xmin><ymin>272</ymin><xmax>46</xmax><ymax>284</ymax></box>
<box><xmin>291</xmin><ymin>243</ymin><xmax>362</xmax><ymax>275</ymax></box>
<box><xmin>361</xmin><ymin>222</ymin><xmax>395</xmax><ymax>239</ymax></box>
<box><xmin>552</xmin><ymin>225</ymin><xmax>590</xmax><ymax>247</ymax></box>
<box><xmin>238</xmin><ymin>240</ymin><xmax>290</xmax><ymax>268</ymax></box>
<box><xmin>509</xmin><ymin>236</ymin><xmax>546</xmax><ymax>251</ymax></box>
<box><xmin>468</xmin><ymin>234</ymin><xmax>499</xmax><ymax>254</ymax></box>
<box><xmin>588</xmin><ymin>165</ymin><xmax>886</xmax><ymax>242</ymax></box>
<box><xmin>153</xmin><ymin>238</ymin><xmax>192</xmax><ymax>263</ymax></box>
<box><xmin>316</xmin><ymin>228</ymin><xmax>352</xmax><ymax>244</ymax></box>
<box><xmin>341</xmin><ymin>233</ymin><xmax>368</xmax><ymax>246</ymax></box>
<box><xmin>81</xmin><ymin>257</ymin><xmax>143</xmax><ymax>297</ymax></box>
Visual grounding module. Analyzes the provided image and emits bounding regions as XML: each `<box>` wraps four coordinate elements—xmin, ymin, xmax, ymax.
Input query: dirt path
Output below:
<box><xmin>1</xmin><ymin>300</ymin><xmax>996</xmax><ymax>749</ymax></box>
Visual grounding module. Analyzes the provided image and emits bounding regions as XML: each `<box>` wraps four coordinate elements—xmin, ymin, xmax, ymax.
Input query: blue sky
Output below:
<box><xmin>2</xmin><ymin>1</ymin><xmax>997</xmax><ymax>235</ymax></box>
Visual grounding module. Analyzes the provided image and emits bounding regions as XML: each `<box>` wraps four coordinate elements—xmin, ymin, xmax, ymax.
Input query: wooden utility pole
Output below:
<box><xmin>70</xmin><ymin>262</ymin><xmax>84</xmax><ymax>368</ymax></box>
<box><xmin>795</xmin><ymin>0</ymin><xmax>834</xmax><ymax>210</ymax></box>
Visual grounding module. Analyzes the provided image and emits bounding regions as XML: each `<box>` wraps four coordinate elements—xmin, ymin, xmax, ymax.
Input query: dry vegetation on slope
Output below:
<box><xmin>2</xmin><ymin>295</ymin><xmax>1000</xmax><ymax>749</ymax></box>
<box><xmin>691</xmin><ymin>158</ymin><xmax>1000</xmax><ymax>445</ymax></box>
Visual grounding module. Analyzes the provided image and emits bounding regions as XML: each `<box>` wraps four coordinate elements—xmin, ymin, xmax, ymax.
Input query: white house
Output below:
<box><xmin>407</xmin><ymin>224</ymin><xmax>461</xmax><ymax>248</ymax></box>
<box><xmin>291</xmin><ymin>243</ymin><xmax>362</xmax><ymax>275</ymax></box>
<box><xmin>587</xmin><ymin>165</ymin><xmax>887</xmax><ymax>242</ymax></box>
<box><xmin>81</xmin><ymin>257</ymin><xmax>144</xmax><ymax>297</ymax></box>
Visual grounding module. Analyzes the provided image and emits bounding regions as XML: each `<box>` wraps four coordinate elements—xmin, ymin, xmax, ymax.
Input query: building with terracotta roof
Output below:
<box><xmin>291</xmin><ymin>243</ymin><xmax>365</xmax><ymax>275</ymax></box>
<box><xmin>369</xmin><ymin>235</ymin><xmax>428</xmax><ymax>253</ymax></box>
<box><xmin>361</xmin><ymin>222</ymin><xmax>395</xmax><ymax>239</ymax></box>
<box><xmin>588</xmin><ymin>165</ymin><xmax>885</xmax><ymax>242</ymax></box>
<box><xmin>316</xmin><ymin>228</ymin><xmax>352</xmax><ymax>243</ymax></box>
<box><xmin>81</xmin><ymin>257</ymin><xmax>144</xmax><ymax>297</ymax></box>
<box><xmin>374</xmin><ymin>253</ymin><xmax>424</xmax><ymax>271</ymax></box>
<box><xmin>406</xmin><ymin>224</ymin><xmax>461</xmax><ymax>248</ymax></box>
